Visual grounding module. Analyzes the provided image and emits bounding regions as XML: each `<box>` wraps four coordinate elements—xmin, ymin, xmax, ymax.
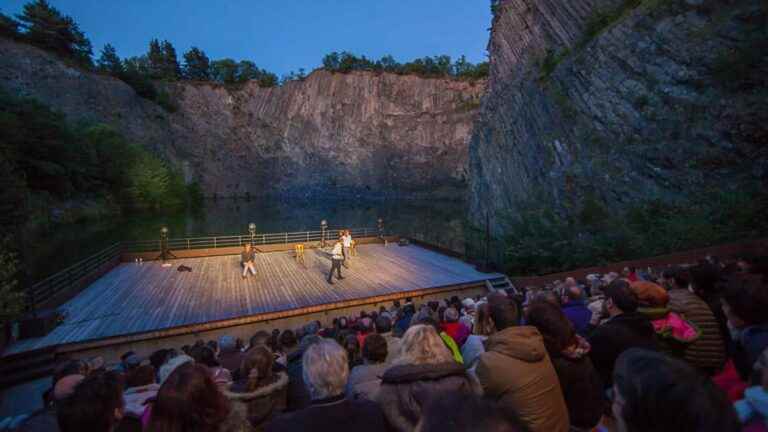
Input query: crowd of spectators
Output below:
<box><xmin>3</xmin><ymin>254</ymin><xmax>768</xmax><ymax>432</ymax></box>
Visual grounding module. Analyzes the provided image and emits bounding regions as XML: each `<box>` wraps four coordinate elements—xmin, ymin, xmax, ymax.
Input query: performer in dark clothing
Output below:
<box><xmin>327</xmin><ymin>239</ymin><xmax>344</xmax><ymax>284</ymax></box>
<box><xmin>241</xmin><ymin>243</ymin><xmax>256</xmax><ymax>279</ymax></box>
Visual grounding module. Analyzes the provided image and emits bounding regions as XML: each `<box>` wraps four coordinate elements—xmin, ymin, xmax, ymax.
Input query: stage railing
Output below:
<box><xmin>120</xmin><ymin>227</ymin><xmax>380</xmax><ymax>253</ymax></box>
<box><xmin>29</xmin><ymin>242</ymin><xmax>123</xmax><ymax>309</ymax></box>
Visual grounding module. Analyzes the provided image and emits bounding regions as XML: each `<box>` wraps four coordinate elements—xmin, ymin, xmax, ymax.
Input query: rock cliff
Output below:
<box><xmin>0</xmin><ymin>37</ymin><xmax>484</xmax><ymax>199</ymax></box>
<box><xmin>470</xmin><ymin>0</ymin><xmax>767</xmax><ymax>236</ymax></box>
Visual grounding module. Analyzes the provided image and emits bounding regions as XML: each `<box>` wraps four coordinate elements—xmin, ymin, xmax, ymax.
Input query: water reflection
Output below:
<box><xmin>25</xmin><ymin>198</ymin><xmax>469</xmax><ymax>283</ymax></box>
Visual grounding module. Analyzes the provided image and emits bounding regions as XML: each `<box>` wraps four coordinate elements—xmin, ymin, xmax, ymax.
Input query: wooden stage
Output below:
<box><xmin>5</xmin><ymin>243</ymin><xmax>501</xmax><ymax>356</ymax></box>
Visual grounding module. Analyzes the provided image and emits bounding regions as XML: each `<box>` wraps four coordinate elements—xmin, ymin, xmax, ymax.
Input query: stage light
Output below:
<box><xmin>377</xmin><ymin>218</ymin><xmax>384</xmax><ymax>239</ymax></box>
<box><xmin>160</xmin><ymin>226</ymin><xmax>169</xmax><ymax>239</ymax></box>
<box><xmin>321</xmin><ymin>219</ymin><xmax>328</xmax><ymax>247</ymax></box>
<box><xmin>248</xmin><ymin>222</ymin><xmax>256</xmax><ymax>245</ymax></box>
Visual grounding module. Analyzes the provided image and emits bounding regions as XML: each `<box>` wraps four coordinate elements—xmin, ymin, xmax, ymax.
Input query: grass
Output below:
<box><xmin>577</xmin><ymin>0</ymin><xmax>643</xmax><ymax>49</ymax></box>
<box><xmin>538</xmin><ymin>48</ymin><xmax>571</xmax><ymax>82</ymax></box>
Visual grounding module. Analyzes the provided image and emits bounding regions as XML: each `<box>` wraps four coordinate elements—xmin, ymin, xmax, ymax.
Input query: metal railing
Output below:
<box><xmin>29</xmin><ymin>242</ymin><xmax>123</xmax><ymax>308</ymax></box>
<box><xmin>122</xmin><ymin>227</ymin><xmax>381</xmax><ymax>253</ymax></box>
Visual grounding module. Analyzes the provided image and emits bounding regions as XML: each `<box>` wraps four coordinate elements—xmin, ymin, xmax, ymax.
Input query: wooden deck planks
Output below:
<box><xmin>4</xmin><ymin>244</ymin><xmax>501</xmax><ymax>356</ymax></box>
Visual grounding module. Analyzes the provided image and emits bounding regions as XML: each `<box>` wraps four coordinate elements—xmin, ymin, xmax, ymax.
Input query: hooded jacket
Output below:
<box><xmin>377</xmin><ymin>361</ymin><xmax>473</xmax><ymax>432</ymax></box>
<box><xmin>588</xmin><ymin>311</ymin><xmax>658</xmax><ymax>387</ymax></box>
<box><xmin>476</xmin><ymin>326</ymin><xmax>570</xmax><ymax>432</ymax></box>
<box><xmin>223</xmin><ymin>371</ymin><xmax>289</xmax><ymax>431</ymax></box>
<box><xmin>549</xmin><ymin>337</ymin><xmax>605</xmax><ymax>429</ymax></box>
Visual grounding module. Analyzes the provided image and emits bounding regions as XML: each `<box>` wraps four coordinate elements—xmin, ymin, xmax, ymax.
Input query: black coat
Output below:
<box><xmin>550</xmin><ymin>354</ymin><xmax>604</xmax><ymax>429</ymax></box>
<box><xmin>377</xmin><ymin>362</ymin><xmax>473</xmax><ymax>432</ymax></box>
<box><xmin>265</xmin><ymin>394</ymin><xmax>386</xmax><ymax>432</ymax></box>
<box><xmin>588</xmin><ymin>312</ymin><xmax>658</xmax><ymax>388</ymax></box>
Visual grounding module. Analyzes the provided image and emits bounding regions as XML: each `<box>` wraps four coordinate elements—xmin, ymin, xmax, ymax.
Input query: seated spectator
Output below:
<box><xmin>662</xmin><ymin>266</ymin><xmax>727</xmax><ymax>375</ymax></box>
<box><xmin>393</xmin><ymin>303</ymin><xmax>416</xmax><ymax>337</ymax></box>
<box><xmin>561</xmin><ymin>285</ymin><xmax>592</xmax><ymax>336</ymax></box>
<box><xmin>722</xmin><ymin>273</ymin><xmax>768</xmax><ymax>380</ymax></box>
<box><xmin>461</xmin><ymin>301</ymin><xmax>494</xmax><ymax>368</ymax></box>
<box><xmin>476</xmin><ymin>292</ymin><xmax>569</xmax><ymax>432</ymax></box>
<box><xmin>249</xmin><ymin>331</ymin><xmax>271</xmax><ymax>351</ymax></box>
<box><xmin>218</xmin><ymin>335</ymin><xmax>244</xmax><ymax>379</ymax></box>
<box><xmin>526</xmin><ymin>301</ymin><xmax>604</xmax><ymax>431</ymax></box>
<box><xmin>459</xmin><ymin>298</ymin><xmax>476</xmax><ymax>332</ymax></box>
<box><xmin>630</xmin><ymin>280</ymin><xmax>700</xmax><ymax>359</ymax></box>
<box><xmin>147</xmin><ymin>362</ymin><xmax>249</xmax><ymax>431</ymax></box>
<box><xmin>588</xmin><ymin>279</ymin><xmax>658</xmax><ymax>388</ymax></box>
<box><xmin>57</xmin><ymin>371</ymin><xmax>124</xmax><ymax>432</ymax></box>
<box><xmin>224</xmin><ymin>345</ymin><xmax>288</xmax><ymax>429</ymax></box>
<box><xmin>148</xmin><ymin>349</ymin><xmax>170</xmax><ymax>379</ymax></box>
<box><xmin>16</xmin><ymin>372</ymin><xmax>85</xmax><ymax>432</ymax></box>
<box><xmin>347</xmin><ymin>333</ymin><xmax>388</xmax><ymax>401</ymax></box>
<box><xmin>374</xmin><ymin>315</ymin><xmax>402</xmax><ymax>363</ymax></box>
<box><xmin>419</xmin><ymin>316</ymin><xmax>464</xmax><ymax>363</ymax></box>
<box><xmin>344</xmin><ymin>333</ymin><xmax>363</xmax><ymax>370</ymax></box>
<box><xmin>611</xmin><ymin>348</ymin><xmax>740</xmax><ymax>432</ymax></box>
<box><xmin>123</xmin><ymin>365</ymin><xmax>159</xmax><ymax>418</ymax></box>
<box><xmin>378</xmin><ymin>324</ymin><xmax>474</xmax><ymax>432</ymax></box>
<box><xmin>285</xmin><ymin>334</ymin><xmax>321</xmax><ymax>412</ymax></box>
<box><xmin>267</xmin><ymin>339</ymin><xmax>387</xmax><ymax>432</ymax></box>
<box><xmin>356</xmin><ymin>317</ymin><xmax>374</xmax><ymax>348</ymax></box>
<box><xmin>733</xmin><ymin>348</ymin><xmax>768</xmax><ymax>430</ymax></box>
<box><xmin>690</xmin><ymin>262</ymin><xmax>732</xmax><ymax>349</ymax></box>
<box><xmin>416</xmin><ymin>393</ymin><xmax>527</xmax><ymax>432</ymax></box>
<box><xmin>441</xmin><ymin>307</ymin><xmax>470</xmax><ymax>347</ymax></box>
<box><xmin>191</xmin><ymin>345</ymin><xmax>232</xmax><ymax>388</ymax></box>
<box><xmin>116</xmin><ymin>352</ymin><xmax>140</xmax><ymax>374</ymax></box>
<box><xmin>157</xmin><ymin>354</ymin><xmax>194</xmax><ymax>385</ymax></box>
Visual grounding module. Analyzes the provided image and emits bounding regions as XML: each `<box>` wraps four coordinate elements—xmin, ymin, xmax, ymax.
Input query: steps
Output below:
<box><xmin>0</xmin><ymin>347</ymin><xmax>58</xmax><ymax>390</ymax></box>
<box><xmin>486</xmin><ymin>276</ymin><xmax>519</xmax><ymax>295</ymax></box>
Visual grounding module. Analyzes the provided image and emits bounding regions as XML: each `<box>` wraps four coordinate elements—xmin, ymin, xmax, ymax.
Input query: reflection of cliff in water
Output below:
<box><xmin>25</xmin><ymin>198</ymin><xmax>468</xmax><ymax>284</ymax></box>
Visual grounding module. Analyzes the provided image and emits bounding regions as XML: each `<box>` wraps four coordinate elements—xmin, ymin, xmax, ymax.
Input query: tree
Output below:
<box><xmin>96</xmin><ymin>43</ymin><xmax>123</xmax><ymax>75</ymax></box>
<box><xmin>236</xmin><ymin>60</ymin><xmax>259</xmax><ymax>82</ymax></box>
<box><xmin>147</xmin><ymin>38</ymin><xmax>164</xmax><ymax>78</ymax></box>
<box><xmin>15</xmin><ymin>0</ymin><xmax>93</xmax><ymax>66</ymax></box>
<box><xmin>379</xmin><ymin>54</ymin><xmax>399</xmax><ymax>73</ymax></box>
<box><xmin>322</xmin><ymin>52</ymin><xmax>340</xmax><ymax>70</ymax></box>
<box><xmin>257</xmin><ymin>71</ymin><xmax>278</xmax><ymax>87</ymax></box>
<box><xmin>0</xmin><ymin>12</ymin><xmax>20</xmax><ymax>38</ymax></box>
<box><xmin>0</xmin><ymin>235</ymin><xmax>26</xmax><ymax>322</ymax></box>
<box><xmin>210</xmin><ymin>58</ymin><xmax>238</xmax><ymax>84</ymax></box>
<box><xmin>160</xmin><ymin>40</ymin><xmax>181</xmax><ymax>80</ymax></box>
<box><xmin>121</xmin><ymin>55</ymin><xmax>156</xmax><ymax>99</ymax></box>
<box><xmin>126</xmin><ymin>153</ymin><xmax>171</xmax><ymax>209</ymax></box>
<box><xmin>182</xmin><ymin>47</ymin><xmax>210</xmax><ymax>80</ymax></box>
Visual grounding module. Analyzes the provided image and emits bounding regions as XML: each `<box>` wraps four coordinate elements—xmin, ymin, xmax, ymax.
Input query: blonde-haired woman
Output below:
<box><xmin>377</xmin><ymin>324</ymin><xmax>474</xmax><ymax>432</ymax></box>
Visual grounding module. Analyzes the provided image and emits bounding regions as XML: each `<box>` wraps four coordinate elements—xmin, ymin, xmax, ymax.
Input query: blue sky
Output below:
<box><xmin>2</xmin><ymin>0</ymin><xmax>493</xmax><ymax>76</ymax></box>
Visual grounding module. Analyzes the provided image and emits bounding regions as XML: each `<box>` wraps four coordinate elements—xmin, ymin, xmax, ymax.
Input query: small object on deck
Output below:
<box><xmin>177</xmin><ymin>265</ymin><xmax>193</xmax><ymax>272</ymax></box>
<box><xmin>294</xmin><ymin>244</ymin><xmax>305</xmax><ymax>266</ymax></box>
<box><xmin>398</xmin><ymin>238</ymin><xmax>410</xmax><ymax>247</ymax></box>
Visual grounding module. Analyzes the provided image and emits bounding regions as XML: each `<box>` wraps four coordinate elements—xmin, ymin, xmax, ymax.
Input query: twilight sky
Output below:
<box><xmin>2</xmin><ymin>0</ymin><xmax>493</xmax><ymax>76</ymax></box>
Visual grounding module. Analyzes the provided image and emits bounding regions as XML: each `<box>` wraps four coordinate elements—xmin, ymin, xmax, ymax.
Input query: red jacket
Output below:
<box><xmin>441</xmin><ymin>322</ymin><xmax>470</xmax><ymax>347</ymax></box>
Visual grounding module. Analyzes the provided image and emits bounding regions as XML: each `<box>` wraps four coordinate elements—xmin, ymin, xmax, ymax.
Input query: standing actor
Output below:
<box><xmin>241</xmin><ymin>243</ymin><xmax>256</xmax><ymax>279</ymax></box>
<box><xmin>327</xmin><ymin>239</ymin><xmax>345</xmax><ymax>284</ymax></box>
<box><xmin>342</xmin><ymin>230</ymin><xmax>353</xmax><ymax>268</ymax></box>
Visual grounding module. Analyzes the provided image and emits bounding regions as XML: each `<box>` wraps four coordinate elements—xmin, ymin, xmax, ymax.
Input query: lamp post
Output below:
<box><xmin>320</xmin><ymin>219</ymin><xmax>328</xmax><ymax>248</ymax></box>
<box><xmin>159</xmin><ymin>226</ymin><xmax>170</xmax><ymax>262</ymax></box>
<box><xmin>248</xmin><ymin>222</ymin><xmax>256</xmax><ymax>246</ymax></box>
<box><xmin>377</xmin><ymin>217</ymin><xmax>384</xmax><ymax>240</ymax></box>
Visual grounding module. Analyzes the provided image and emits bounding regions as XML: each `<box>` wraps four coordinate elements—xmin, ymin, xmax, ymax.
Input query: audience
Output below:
<box><xmin>476</xmin><ymin>292</ymin><xmax>570</xmax><ymax>432</ymax></box>
<box><xmin>611</xmin><ymin>348</ymin><xmax>740</xmax><ymax>432</ymax></box>
<box><xmin>266</xmin><ymin>339</ymin><xmax>387</xmax><ymax>432</ymax></box>
<box><xmin>223</xmin><ymin>345</ymin><xmax>288</xmax><ymax>429</ymax></box>
<box><xmin>12</xmin><ymin>251</ymin><xmax>768</xmax><ymax>432</ymax></box>
<box><xmin>377</xmin><ymin>324</ymin><xmax>474</xmax><ymax>432</ymax></box>
<box><xmin>526</xmin><ymin>301</ymin><xmax>604</xmax><ymax>431</ymax></box>
<box><xmin>346</xmin><ymin>333</ymin><xmax>388</xmax><ymax>401</ymax></box>
<box><xmin>587</xmin><ymin>279</ymin><xmax>658</xmax><ymax>388</ymax></box>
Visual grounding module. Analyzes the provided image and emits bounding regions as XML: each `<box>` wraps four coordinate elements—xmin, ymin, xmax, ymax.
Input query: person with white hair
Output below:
<box><xmin>266</xmin><ymin>338</ymin><xmax>386</xmax><ymax>432</ymax></box>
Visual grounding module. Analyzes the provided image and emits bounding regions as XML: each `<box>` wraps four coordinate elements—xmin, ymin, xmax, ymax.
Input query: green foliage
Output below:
<box><xmin>182</xmin><ymin>47</ymin><xmax>211</xmax><ymax>80</ymax></box>
<box><xmin>538</xmin><ymin>48</ymin><xmax>571</xmax><ymax>81</ymax></box>
<box><xmin>160</xmin><ymin>40</ymin><xmax>181</xmax><ymax>80</ymax></box>
<box><xmin>578</xmin><ymin>0</ymin><xmax>642</xmax><ymax>49</ymax></box>
<box><xmin>501</xmin><ymin>186</ymin><xmax>768</xmax><ymax>275</ymax></box>
<box><xmin>0</xmin><ymin>235</ymin><xmax>26</xmax><ymax>321</ymax></box>
<box><xmin>155</xmin><ymin>88</ymin><xmax>178</xmax><ymax>113</ymax></box>
<box><xmin>320</xmin><ymin>51</ymin><xmax>489</xmax><ymax>80</ymax></box>
<box><xmin>15</xmin><ymin>0</ymin><xmax>93</xmax><ymax>67</ymax></box>
<box><xmin>210</xmin><ymin>58</ymin><xmax>238</xmax><ymax>84</ymax></box>
<box><xmin>0</xmin><ymin>12</ymin><xmax>20</xmax><ymax>38</ymax></box>
<box><xmin>96</xmin><ymin>43</ymin><xmax>123</xmax><ymax>75</ymax></box>
<box><xmin>235</xmin><ymin>60</ymin><xmax>279</xmax><ymax>87</ymax></box>
<box><xmin>0</xmin><ymin>90</ymin><xmax>200</xmax><ymax>213</ymax></box>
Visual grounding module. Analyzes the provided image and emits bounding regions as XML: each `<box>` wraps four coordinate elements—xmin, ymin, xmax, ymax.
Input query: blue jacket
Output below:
<box><xmin>562</xmin><ymin>300</ymin><xmax>592</xmax><ymax>336</ymax></box>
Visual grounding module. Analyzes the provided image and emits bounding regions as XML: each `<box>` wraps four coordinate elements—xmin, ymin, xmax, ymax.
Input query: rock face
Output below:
<box><xmin>0</xmin><ymin>38</ymin><xmax>484</xmax><ymax>199</ymax></box>
<box><xmin>470</xmin><ymin>0</ymin><xmax>767</xmax><ymax>235</ymax></box>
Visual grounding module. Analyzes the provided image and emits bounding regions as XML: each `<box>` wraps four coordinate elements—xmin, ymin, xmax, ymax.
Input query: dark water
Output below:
<box><xmin>25</xmin><ymin>198</ymin><xmax>471</xmax><ymax>283</ymax></box>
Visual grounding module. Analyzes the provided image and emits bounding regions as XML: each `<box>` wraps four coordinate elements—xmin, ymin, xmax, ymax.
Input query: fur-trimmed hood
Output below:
<box><xmin>224</xmin><ymin>371</ymin><xmax>289</xmax><ymax>401</ymax></box>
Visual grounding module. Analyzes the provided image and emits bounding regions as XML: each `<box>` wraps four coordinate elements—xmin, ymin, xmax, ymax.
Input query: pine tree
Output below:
<box><xmin>236</xmin><ymin>60</ymin><xmax>259</xmax><ymax>82</ymax></box>
<box><xmin>147</xmin><ymin>38</ymin><xmax>164</xmax><ymax>79</ymax></box>
<box><xmin>15</xmin><ymin>0</ymin><xmax>92</xmax><ymax>66</ymax></box>
<box><xmin>182</xmin><ymin>47</ymin><xmax>211</xmax><ymax>81</ymax></box>
<box><xmin>0</xmin><ymin>12</ymin><xmax>20</xmax><ymax>38</ymax></box>
<box><xmin>96</xmin><ymin>43</ymin><xmax>123</xmax><ymax>75</ymax></box>
<box><xmin>160</xmin><ymin>40</ymin><xmax>181</xmax><ymax>80</ymax></box>
<box><xmin>210</xmin><ymin>58</ymin><xmax>238</xmax><ymax>84</ymax></box>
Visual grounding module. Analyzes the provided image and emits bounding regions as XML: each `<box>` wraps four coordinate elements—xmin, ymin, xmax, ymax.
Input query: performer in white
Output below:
<box><xmin>342</xmin><ymin>229</ymin><xmax>352</xmax><ymax>268</ymax></box>
<box><xmin>327</xmin><ymin>238</ymin><xmax>344</xmax><ymax>284</ymax></box>
<box><xmin>241</xmin><ymin>243</ymin><xmax>256</xmax><ymax>279</ymax></box>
